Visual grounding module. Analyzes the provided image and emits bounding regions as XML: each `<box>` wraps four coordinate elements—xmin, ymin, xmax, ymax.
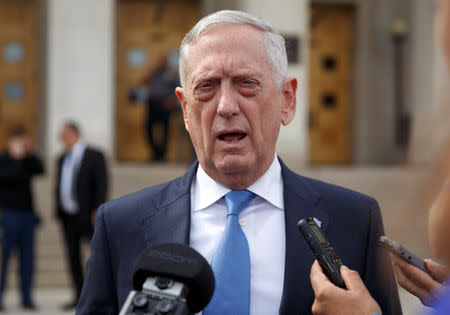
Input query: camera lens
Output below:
<box><xmin>132</xmin><ymin>293</ymin><xmax>148</xmax><ymax>309</ymax></box>
<box><xmin>155</xmin><ymin>277</ymin><xmax>173</xmax><ymax>290</ymax></box>
<box><xmin>156</xmin><ymin>299</ymin><xmax>175</xmax><ymax>313</ymax></box>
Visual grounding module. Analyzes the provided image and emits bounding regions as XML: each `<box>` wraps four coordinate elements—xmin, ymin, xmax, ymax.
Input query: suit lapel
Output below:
<box><xmin>278</xmin><ymin>160</ymin><xmax>328</xmax><ymax>315</ymax></box>
<box><xmin>140</xmin><ymin>162</ymin><xmax>199</xmax><ymax>248</ymax></box>
<box><xmin>75</xmin><ymin>147</ymin><xmax>89</xmax><ymax>183</ymax></box>
<box><xmin>56</xmin><ymin>154</ymin><xmax>65</xmax><ymax>197</ymax></box>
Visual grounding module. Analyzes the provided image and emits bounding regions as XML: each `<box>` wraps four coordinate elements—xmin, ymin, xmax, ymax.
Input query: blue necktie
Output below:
<box><xmin>204</xmin><ymin>190</ymin><xmax>256</xmax><ymax>315</ymax></box>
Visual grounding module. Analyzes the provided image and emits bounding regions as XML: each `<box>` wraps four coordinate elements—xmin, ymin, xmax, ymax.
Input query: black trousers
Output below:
<box><xmin>146</xmin><ymin>104</ymin><xmax>171</xmax><ymax>161</ymax></box>
<box><xmin>60</xmin><ymin>212</ymin><xmax>86</xmax><ymax>301</ymax></box>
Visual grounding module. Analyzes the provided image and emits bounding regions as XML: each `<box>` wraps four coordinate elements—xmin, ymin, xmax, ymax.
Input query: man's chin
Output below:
<box><xmin>216</xmin><ymin>155</ymin><xmax>252</xmax><ymax>174</ymax></box>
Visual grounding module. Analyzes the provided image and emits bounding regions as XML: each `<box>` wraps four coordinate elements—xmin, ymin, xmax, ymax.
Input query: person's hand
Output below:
<box><xmin>391</xmin><ymin>254</ymin><xmax>448</xmax><ymax>306</ymax></box>
<box><xmin>310</xmin><ymin>260</ymin><xmax>381</xmax><ymax>315</ymax></box>
<box><xmin>23</xmin><ymin>135</ymin><xmax>35</xmax><ymax>154</ymax></box>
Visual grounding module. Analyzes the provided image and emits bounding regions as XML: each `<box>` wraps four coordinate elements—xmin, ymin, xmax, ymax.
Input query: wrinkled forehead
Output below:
<box><xmin>183</xmin><ymin>24</ymin><xmax>269</xmax><ymax>81</ymax></box>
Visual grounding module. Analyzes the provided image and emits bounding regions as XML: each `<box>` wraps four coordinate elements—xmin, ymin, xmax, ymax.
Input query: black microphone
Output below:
<box><xmin>119</xmin><ymin>243</ymin><xmax>215</xmax><ymax>315</ymax></box>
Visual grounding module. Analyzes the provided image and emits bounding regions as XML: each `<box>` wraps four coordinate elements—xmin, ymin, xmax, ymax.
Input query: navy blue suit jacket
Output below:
<box><xmin>77</xmin><ymin>160</ymin><xmax>402</xmax><ymax>314</ymax></box>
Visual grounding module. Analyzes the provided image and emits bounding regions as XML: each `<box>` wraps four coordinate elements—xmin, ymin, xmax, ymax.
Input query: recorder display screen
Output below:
<box><xmin>311</xmin><ymin>223</ymin><xmax>327</xmax><ymax>244</ymax></box>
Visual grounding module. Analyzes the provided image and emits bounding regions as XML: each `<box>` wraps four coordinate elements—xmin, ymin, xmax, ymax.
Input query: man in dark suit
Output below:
<box><xmin>77</xmin><ymin>10</ymin><xmax>402</xmax><ymax>315</ymax></box>
<box><xmin>55</xmin><ymin>121</ymin><xmax>108</xmax><ymax>310</ymax></box>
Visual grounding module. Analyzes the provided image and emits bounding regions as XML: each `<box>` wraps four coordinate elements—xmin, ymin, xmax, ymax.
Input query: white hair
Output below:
<box><xmin>179</xmin><ymin>10</ymin><xmax>288</xmax><ymax>89</ymax></box>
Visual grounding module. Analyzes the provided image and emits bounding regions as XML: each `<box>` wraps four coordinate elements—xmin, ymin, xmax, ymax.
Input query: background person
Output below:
<box><xmin>131</xmin><ymin>52</ymin><xmax>181</xmax><ymax>161</ymax></box>
<box><xmin>0</xmin><ymin>126</ymin><xmax>44</xmax><ymax>311</ymax></box>
<box><xmin>55</xmin><ymin>121</ymin><xmax>108</xmax><ymax>310</ymax></box>
<box><xmin>77</xmin><ymin>11</ymin><xmax>401</xmax><ymax>315</ymax></box>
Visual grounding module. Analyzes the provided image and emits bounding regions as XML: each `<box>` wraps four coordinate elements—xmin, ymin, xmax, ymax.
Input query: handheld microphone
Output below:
<box><xmin>119</xmin><ymin>243</ymin><xmax>215</xmax><ymax>315</ymax></box>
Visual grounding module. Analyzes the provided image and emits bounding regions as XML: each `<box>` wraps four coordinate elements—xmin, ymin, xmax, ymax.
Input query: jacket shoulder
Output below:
<box><xmin>99</xmin><ymin>168</ymin><xmax>193</xmax><ymax>224</ymax></box>
<box><xmin>299</xmin><ymin>174</ymin><xmax>376</xmax><ymax>205</ymax></box>
<box><xmin>281</xmin><ymin>159</ymin><xmax>376</xmax><ymax>205</ymax></box>
<box><xmin>282</xmin><ymin>163</ymin><xmax>378</xmax><ymax>219</ymax></box>
<box><xmin>85</xmin><ymin>147</ymin><xmax>105</xmax><ymax>158</ymax></box>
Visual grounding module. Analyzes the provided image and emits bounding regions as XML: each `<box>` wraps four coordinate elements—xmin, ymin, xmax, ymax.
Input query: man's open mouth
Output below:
<box><xmin>218</xmin><ymin>132</ymin><xmax>247</xmax><ymax>143</ymax></box>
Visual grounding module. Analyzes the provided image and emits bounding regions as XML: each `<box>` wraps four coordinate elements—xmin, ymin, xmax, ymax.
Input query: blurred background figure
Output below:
<box><xmin>54</xmin><ymin>121</ymin><xmax>108</xmax><ymax>310</ymax></box>
<box><xmin>129</xmin><ymin>51</ymin><xmax>181</xmax><ymax>162</ymax></box>
<box><xmin>0</xmin><ymin>125</ymin><xmax>44</xmax><ymax>311</ymax></box>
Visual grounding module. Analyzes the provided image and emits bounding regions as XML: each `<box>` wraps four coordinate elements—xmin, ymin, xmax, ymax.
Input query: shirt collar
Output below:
<box><xmin>70</xmin><ymin>140</ymin><xmax>86</xmax><ymax>158</ymax></box>
<box><xmin>192</xmin><ymin>155</ymin><xmax>284</xmax><ymax>211</ymax></box>
<box><xmin>192</xmin><ymin>163</ymin><xmax>231</xmax><ymax>212</ymax></box>
<box><xmin>247</xmin><ymin>156</ymin><xmax>284</xmax><ymax>209</ymax></box>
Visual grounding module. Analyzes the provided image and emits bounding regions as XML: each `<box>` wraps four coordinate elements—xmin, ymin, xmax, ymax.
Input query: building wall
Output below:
<box><xmin>237</xmin><ymin>0</ymin><xmax>309</xmax><ymax>166</ymax></box>
<box><xmin>44</xmin><ymin>0</ymin><xmax>307</xmax><ymax>164</ymax></box>
<box><xmin>46</xmin><ymin>0</ymin><xmax>115</xmax><ymax>157</ymax></box>
<box><xmin>43</xmin><ymin>0</ymin><xmax>439</xmax><ymax>165</ymax></box>
<box><xmin>408</xmin><ymin>0</ymin><xmax>447</xmax><ymax>163</ymax></box>
<box><xmin>310</xmin><ymin>0</ymin><xmax>437</xmax><ymax>165</ymax></box>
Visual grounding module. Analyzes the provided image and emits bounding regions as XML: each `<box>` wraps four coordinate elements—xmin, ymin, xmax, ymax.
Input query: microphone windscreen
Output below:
<box><xmin>133</xmin><ymin>243</ymin><xmax>214</xmax><ymax>312</ymax></box>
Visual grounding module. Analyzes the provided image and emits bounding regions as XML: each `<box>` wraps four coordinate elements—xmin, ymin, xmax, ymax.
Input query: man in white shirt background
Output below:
<box><xmin>55</xmin><ymin>121</ymin><xmax>108</xmax><ymax>310</ymax></box>
<box><xmin>76</xmin><ymin>10</ymin><xmax>401</xmax><ymax>315</ymax></box>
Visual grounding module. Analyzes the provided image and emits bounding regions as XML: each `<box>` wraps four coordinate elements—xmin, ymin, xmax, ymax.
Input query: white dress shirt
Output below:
<box><xmin>60</xmin><ymin>140</ymin><xmax>86</xmax><ymax>214</ymax></box>
<box><xmin>190</xmin><ymin>156</ymin><xmax>286</xmax><ymax>315</ymax></box>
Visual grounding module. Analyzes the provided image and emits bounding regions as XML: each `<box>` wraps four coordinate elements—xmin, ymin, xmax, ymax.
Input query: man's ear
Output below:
<box><xmin>281</xmin><ymin>77</ymin><xmax>297</xmax><ymax>126</ymax></box>
<box><xmin>175</xmin><ymin>87</ymin><xmax>189</xmax><ymax>132</ymax></box>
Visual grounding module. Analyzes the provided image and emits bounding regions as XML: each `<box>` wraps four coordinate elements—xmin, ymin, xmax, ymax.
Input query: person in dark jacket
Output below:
<box><xmin>142</xmin><ymin>52</ymin><xmax>180</xmax><ymax>161</ymax></box>
<box><xmin>0</xmin><ymin>126</ymin><xmax>44</xmax><ymax>311</ymax></box>
<box><xmin>55</xmin><ymin>121</ymin><xmax>108</xmax><ymax>310</ymax></box>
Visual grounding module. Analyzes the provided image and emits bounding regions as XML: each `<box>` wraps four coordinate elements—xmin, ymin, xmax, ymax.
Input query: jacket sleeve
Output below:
<box><xmin>363</xmin><ymin>200</ymin><xmax>403</xmax><ymax>315</ymax></box>
<box><xmin>93</xmin><ymin>152</ymin><xmax>108</xmax><ymax>210</ymax></box>
<box><xmin>76</xmin><ymin>204</ymin><xmax>118</xmax><ymax>315</ymax></box>
<box><xmin>0</xmin><ymin>154</ymin><xmax>44</xmax><ymax>181</ymax></box>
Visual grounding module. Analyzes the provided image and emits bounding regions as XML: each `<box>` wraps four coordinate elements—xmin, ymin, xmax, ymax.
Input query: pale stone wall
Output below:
<box><xmin>46</xmin><ymin>0</ymin><xmax>115</xmax><ymax>158</ymax></box>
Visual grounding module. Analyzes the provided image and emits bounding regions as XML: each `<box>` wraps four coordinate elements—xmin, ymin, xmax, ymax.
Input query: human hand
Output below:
<box><xmin>22</xmin><ymin>135</ymin><xmax>35</xmax><ymax>154</ymax></box>
<box><xmin>391</xmin><ymin>254</ymin><xmax>448</xmax><ymax>306</ymax></box>
<box><xmin>310</xmin><ymin>260</ymin><xmax>381</xmax><ymax>315</ymax></box>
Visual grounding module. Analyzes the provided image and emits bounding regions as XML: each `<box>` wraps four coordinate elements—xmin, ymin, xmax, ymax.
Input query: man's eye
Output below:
<box><xmin>194</xmin><ymin>82</ymin><xmax>216</xmax><ymax>101</ymax></box>
<box><xmin>197</xmin><ymin>82</ymin><xmax>214</xmax><ymax>90</ymax></box>
<box><xmin>237</xmin><ymin>79</ymin><xmax>260</xmax><ymax>96</ymax></box>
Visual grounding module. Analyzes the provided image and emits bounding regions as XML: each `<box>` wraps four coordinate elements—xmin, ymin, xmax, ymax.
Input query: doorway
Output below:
<box><xmin>0</xmin><ymin>0</ymin><xmax>39</xmax><ymax>149</ymax></box>
<box><xmin>308</xmin><ymin>4</ymin><xmax>355</xmax><ymax>164</ymax></box>
<box><xmin>115</xmin><ymin>0</ymin><xmax>199</xmax><ymax>162</ymax></box>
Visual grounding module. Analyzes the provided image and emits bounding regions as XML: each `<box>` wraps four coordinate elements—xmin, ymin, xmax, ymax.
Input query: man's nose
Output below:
<box><xmin>217</xmin><ymin>86</ymin><xmax>239</xmax><ymax>118</ymax></box>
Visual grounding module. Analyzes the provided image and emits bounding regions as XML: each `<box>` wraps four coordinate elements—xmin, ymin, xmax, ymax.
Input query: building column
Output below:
<box><xmin>237</xmin><ymin>0</ymin><xmax>309</xmax><ymax>166</ymax></box>
<box><xmin>46</xmin><ymin>0</ymin><xmax>115</xmax><ymax>158</ymax></box>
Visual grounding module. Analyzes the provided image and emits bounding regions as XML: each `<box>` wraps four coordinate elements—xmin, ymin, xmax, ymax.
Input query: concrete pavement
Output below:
<box><xmin>1</xmin><ymin>289</ymin><xmax>73</xmax><ymax>315</ymax></box>
<box><xmin>0</xmin><ymin>287</ymin><xmax>430</xmax><ymax>315</ymax></box>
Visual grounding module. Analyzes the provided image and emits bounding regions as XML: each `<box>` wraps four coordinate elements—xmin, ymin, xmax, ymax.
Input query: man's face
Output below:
<box><xmin>176</xmin><ymin>24</ymin><xmax>297</xmax><ymax>189</ymax></box>
<box><xmin>59</xmin><ymin>125</ymin><xmax>76</xmax><ymax>150</ymax></box>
